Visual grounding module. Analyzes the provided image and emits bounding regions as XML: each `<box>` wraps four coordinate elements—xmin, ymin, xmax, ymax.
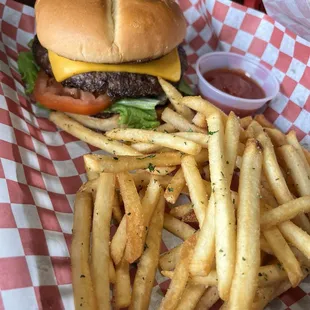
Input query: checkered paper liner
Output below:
<box><xmin>263</xmin><ymin>0</ymin><xmax>310</xmax><ymax>42</ymax></box>
<box><xmin>0</xmin><ymin>0</ymin><xmax>309</xmax><ymax>309</ymax></box>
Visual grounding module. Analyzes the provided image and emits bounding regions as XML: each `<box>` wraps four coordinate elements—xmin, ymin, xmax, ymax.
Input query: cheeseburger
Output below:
<box><xmin>18</xmin><ymin>0</ymin><xmax>190</xmax><ymax>129</ymax></box>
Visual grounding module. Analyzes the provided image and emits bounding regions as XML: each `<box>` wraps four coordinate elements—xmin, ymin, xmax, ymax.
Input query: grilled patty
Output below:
<box><xmin>32</xmin><ymin>36</ymin><xmax>188</xmax><ymax>99</ymax></box>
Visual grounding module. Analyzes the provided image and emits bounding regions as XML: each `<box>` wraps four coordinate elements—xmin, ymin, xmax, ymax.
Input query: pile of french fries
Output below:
<box><xmin>52</xmin><ymin>78</ymin><xmax>310</xmax><ymax>310</ymax></box>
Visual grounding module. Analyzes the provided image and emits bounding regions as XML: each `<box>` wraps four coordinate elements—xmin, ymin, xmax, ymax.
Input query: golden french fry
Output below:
<box><xmin>264</xmin><ymin>127</ymin><xmax>287</xmax><ymax>147</ymax></box>
<box><xmin>84</xmin><ymin>152</ymin><xmax>185</xmax><ymax>174</ymax></box>
<box><xmin>170</xmin><ymin>204</ymin><xmax>193</xmax><ymax>218</ymax></box>
<box><xmin>159</xmin><ymin>234</ymin><xmax>197</xmax><ymax>310</ymax></box>
<box><xmin>111</xmin><ymin>217</ymin><xmax>127</xmax><ymax>265</ymax></box>
<box><xmin>256</xmin><ymin>264</ymin><xmax>287</xmax><ymax>287</ymax></box>
<box><xmin>240</xmin><ymin>115</ymin><xmax>253</xmax><ymax>129</ymax></box>
<box><xmin>174</xmin><ymin>132</ymin><xmax>209</xmax><ymax>148</ymax></box>
<box><xmin>257</xmin><ymin>132</ymin><xmax>310</xmax><ymax>233</ymax></box>
<box><xmin>114</xmin><ymin>257</ymin><xmax>131</xmax><ymax>308</ymax></box>
<box><xmin>260</xmin><ymin>187</ymin><xmax>278</xmax><ymax>209</ymax></box>
<box><xmin>286</xmin><ymin>130</ymin><xmax>310</xmax><ymax>176</ymax></box>
<box><xmin>66</xmin><ymin>112</ymin><xmax>119</xmax><ymax>131</ymax></box>
<box><xmin>164</xmin><ymin>168</ymin><xmax>186</xmax><ymax>204</ymax></box>
<box><xmin>246</xmin><ymin>120</ymin><xmax>264</xmax><ymax>138</ymax></box>
<box><xmin>190</xmin><ymin>195</ymin><xmax>215</xmax><ymax>276</ymax></box>
<box><xmin>106</xmin><ymin>128</ymin><xmax>202</xmax><ymax>155</ymax></box>
<box><xmin>189</xmin><ymin>270</ymin><xmax>218</xmax><ymax>287</ymax></box>
<box><xmin>158</xmin><ymin>77</ymin><xmax>195</xmax><ymax>121</ymax></box>
<box><xmin>143</xmin><ymin>166</ymin><xmax>177</xmax><ymax>176</ymax></box>
<box><xmin>161</xmin><ymin>107</ymin><xmax>206</xmax><ymax>133</ymax></box>
<box><xmin>260</xmin><ymin>235</ymin><xmax>273</xmax><ymax>255</ymax></box>
<box><xmin>159</xmin><ymin>245</ymin><xmax>182</xmax><ymax>271</ymax></box>
<box><xmin>164</xmin><ymin>213</ymin><xmax>196</xmax><ymax>240</ymax></box>
<box><xmin>252</xmin><ymin>282</ymin><xmax>280</xmax><ymax>310</ymax></box>
<box><xmin>228</xmin><ymin>139</ymin><xmax>263</xmax><ymax>309</ymax></box>
<box><xmin>91</xmin><ymin>173</ymin><xmax>115</xmax><ymax>309</ymax></box>
<box><xmin>262</xmin><ymin>205</ymin><xmax>303</xmax><ymax>287</ymax></box>
<box><xmin>175</xmin><ymin>284</ymin><xmax>206</xmax><ymax>310</ymax></box>
<box><xmin>192</xmin><ymin>112</ymin><xmax>207</xmax><ymax>128</ymax></box>
<box><xmin>117</xmin><ymin>172</ymin><xmax>146</xmax><ymax>263</ymax></box>
<box><xmin>71</xmin><ymin>192</ymin><xmax>97</xmax><ymax>310</ymax></box>
<box><xmin>279</xmin><ymin>220</ymin><xmax>310</xmax><ymax>260</ymax></box>
<box><xmin>254</xmin><ymin>114</ymin><xmax>275</xmax><ymax>129</ymax></box>
<box><xmin>278</xmin><ymin>145</ymin><xmax>310</xmax><ymax>196</ymax></box>
<box><xmin>142</xmin><ymin>177</ymin><xmax>162</xmax><ymax>227</ymax></box>
<box><xmin>181</xmin><ymin>96</ymin><xmax>227</xmax><ymax>124</ymax></box>
<box><xmin>207</xmin><ymin>113</ymin><xmax>235</xmax><ymax>301</ymax></box>
<box><xmin>181</xmin><ymin>155</ymin><xmax>208</xmax><ymax>226</ymax></box>
<box><xmin>109</xmin><ymin>259</ymin><xmax>116</xmax><ymax>284</ymax></box>
<box><xmin>112</xmin><ymin>191</ymin><xmax>123</xmax><ymax>223</ymax></box>
<box><xmin>50</xmin><ymin>112</ymin><xmax>141</xmax><ymax>156</ymax></box>
<box><xmin>303</xmin><ymin>148</ymin><xmax>310</xmax><ymax>166</ymax></box>
<box><xmin>195</xmin><ymin>286</ymin><xmax>219</xmax><ymax>310</ymax></box>
<box><xmin>224</xmin><ymin>111</ymin><xmax>241</xmax><ymax>185</ymax></box>
<box><xmin>261</xmin><ymin>196</ymin><xmax>310</xmax><ymax>229</ymax></box>
<box><xmin>130</xmin><ymin>194</ymin><xmax>165</xmax><ymax>310</ymax></box>
<box><xmin>237</xmin><ymin>142</ymin><xmax>245</xmax><ymax>156</ymax></box>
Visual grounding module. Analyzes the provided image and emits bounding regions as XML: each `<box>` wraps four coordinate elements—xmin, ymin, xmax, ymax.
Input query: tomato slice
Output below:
<box><xmin>33</xmin><ymin>71</ymin><xmax>112</xmax><ymax>115</ymax></box>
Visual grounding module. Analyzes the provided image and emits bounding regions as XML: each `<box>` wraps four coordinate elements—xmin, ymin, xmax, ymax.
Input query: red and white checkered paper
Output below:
<box><xmin>0</xmin><ymin>0</ymin><xmax>309</xmax><ymax>309</ymax></box>
<box><xmin>263</xmin><ymin>0</ymin><xmax>310</xmax><ymax>42</ymax></box>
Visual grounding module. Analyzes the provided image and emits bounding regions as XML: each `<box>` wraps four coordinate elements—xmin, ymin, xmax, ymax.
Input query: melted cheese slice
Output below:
<box><xmin>48</xmin><ymin>48</ymin><xmax>181</xmax><ymax>83</ymax></box>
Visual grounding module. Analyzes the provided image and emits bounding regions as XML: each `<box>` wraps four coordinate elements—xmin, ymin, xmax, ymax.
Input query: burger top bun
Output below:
<box><xmin>35</xmin><ymin>0</ymin><xmax>187</xmax><ymax>64</ymax></box>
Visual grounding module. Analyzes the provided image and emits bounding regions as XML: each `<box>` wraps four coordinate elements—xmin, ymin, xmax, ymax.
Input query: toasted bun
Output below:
<box><xmin>35</xmin><ymin>0</ymin><xmax>186</xmax><ymax>64</ymax></box>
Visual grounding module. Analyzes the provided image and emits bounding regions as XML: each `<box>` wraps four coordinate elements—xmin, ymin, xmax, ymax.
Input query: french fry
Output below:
<box><xmin>261</xmin><ymin>196</ymin><xmax>310</xmax><ymax>229</ymax></box>
<box><xmin>111</xmin><ymin>217</ymin><xmax>127</xmax><ymax>265</ymax></box>
<box><xmin>304</xmin><ymin>148</ymin><xmax>310</xmax><ymax>166</ymax></box>
<box><xmin>207</xmin><ymin>112</ymin><xmax>236</xmax><ymax>300</ymax></box>
<box><xmin>84</xmin><ymin>152</ymin><xmax>184</xmax><ymax>174</ymax></box>
<box><xmin>170</xmin><ymin>204</ymin><xmax>193</xmax><ymax>218</ymax></box>
<box><xmin>256</xmin><ymin>264</ymin><xmax>287</xmax><ymax>287</ymax></box>
<box><xmin>237</xmin><ymin>142</ymin><xmax>245</xmax><ymax>156</ymax></box>
<box><xmin>66</xmin><ymin>112</ymin><xmax>119</xmax><ymax>131</ymax></box>
<box><xmin>254</xmin><ymin>114</ymin><xmax>275</xmax><ymax>129</ymax></box>
<box><xmin>159</xmin><ymin>245</ymin><xmax>182</xmax><ymax>271</ymax></box>
<box><xmin>257</xmin><ymin>132</ymin><xmax>310</xmax><ymax>233</ymax></box>
<box><xmin>106</xmin><ymin>128</ymin><xmax>202</xmax><ymax>155</ymax></box>
<box><xmin>262</xmin><ymin>205</ymin><xmax>303</xmax><ymax>287</ymax></box>
<box><xmin>175</xmin><ymin>284</ymin><xmax>206</xmax><ymax>310</ymax></box>
<box><xmin>190</xmin><ymin>195</ymin><xmax>215</xmax><ymax>276</ymax></box>
<box><xmin>182</xmin><ymin>209</ymin><xmax>199</xmax><ymax>223</ymax></box>
<box><xmin>164</xmin><ymin>213</ymin><xmax>196</xmax><ymax>240</ymax></box>
<box><xmin>181</xmin><ymin>156</ymin><xmax>208</xmax><ymax>226</ymax></box>
<box><xmin>252</xmin><ymin>282</ymin><xmax>280</xmax><ymax>310</ymax></box>
<box><xmin>260</xmin><ymin>235</ymin><xmax>274</xmax><ymax>255</ymax></box>
<box><xmin>224</xmin><ymin>111</ymin><xmax>241</xmax><ymax>184</ymax></box>
<box><xmin>109</xmin><ymin>259</ymin><xmax>116</xmax><ymax>284</ymax></box>
<box><xmin>195</xmin><ymin>286</ymin><xmax>219</xmax><ymax>310</ymax></box>
<box><xmin>240</xmin><ymin>115</ymin><xmax>253</xmax><ymax>129</ymax></box>
<box><xmin>130</xmin><ymin>195</ymin><xmax>165</xmax><ymax>310</ymax></box>
<box><xmin>91</xmin><ymin>173</ymin><xmax>115</xmax><ymax>309</ymax></box>
<box><xmin>228</xmin><ymin>139</ymin><xmax>263</xmax><ymax>309</ymax></box>
<box><xmin>174</xmin><ymin>132</ymin><xmax>209</xmax><ymax>148</ymax></box>
<box><xmin>161</xmin><ymin>107</ymin><xmax>206</xmax><ymax>133</ymax></box>
<box><xmin>279</xmin><ymin>220</ymin><xmax>310</xmax><ymax>259</ymax></box>
<box><xmin>263</xmin><ymin>128</ymin><xmax>287</xmax><ymax>147</ymax></box>
<box><xmin>131</xmin><ymin>123</ymin><xmax>176</xmax><ymax>153</ymax></box>
<box><xmin>144</xmin><ymin>166</ymin><xmax>177</xmax><ymax>176</ymax></box>
<box><xmin>158</xmin><ymin>77</ymin><xmax>195</xmax><ymax>121</ymax></box>
<box><xmin>192</xmin><ymin>112</ymin><xmax>207</xmax><ymax>128</ymax></box>
<box><xmin>278</xmin><ymin>145</ymin><xmax>310</xmax><ymax>196</ymax></box>
<box><xmin>142</xmin><ymin>176</ymin><xmax>162</xmax><ymax>227</ymax></box>
<box><xmin>112</xmin><ymin>191</ymin><xmax>123</xmax><ymax>223</ymax></box>
<box><xmin>159</xmin><ymin>234</ymin><xmax>197</xmax><ymax>310</ymax></box>
<box><xmin>71</xmin><ymin>192</ymin><xmax>97</xmax><ymax>310</ymax></box>
<box><xmin>117</xmin><ymin>172</ymin><xmax>146</xmax><ymax>263</ymax></box>
<box><xmin>50</xmin><ymin>112</ymin><xmax>141</xmax><ymax>156</ymax></box>
<box><xmin>181</xmin><ymin>96</ymin><xmax>227</xmax><ymax>124</ymax></box>
<box><xmin>246</xmin><ymin>120</ymin><xmax>264</xmax><ymax>138</ymax></box>
<box><xmin>260</xmin><ymin>187</ymin><xmax>278</xmax><ymax>209</ymax></box>
<box><xmin>114</xmin><ymin>257</ymin><xmax>131</xmax><ymax>308</ymax></box>
<box><xmin>286</xmin><ymin>130</ymin><xmax>310</xmax><ymax>176</ymax></box>
<box><xmin>164</xmin><ymin>168</ymin><xmax>186</xmax><ymax>204</ymax></box>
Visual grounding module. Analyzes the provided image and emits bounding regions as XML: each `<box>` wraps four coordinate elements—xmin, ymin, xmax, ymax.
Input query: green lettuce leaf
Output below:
<box><xmin>106</xmin><ymin>98</ymin><xmax>161</xmax><ymax>129</ymax></box>
<box><xmin>17</xmin><ymin>51</ymin><xmax>39</xmax><ymax>94</ymax></box>
<box><xmin>178</xmin><ymin>78</ymin><xmax>195</xmax><ymax>96</ymax></box>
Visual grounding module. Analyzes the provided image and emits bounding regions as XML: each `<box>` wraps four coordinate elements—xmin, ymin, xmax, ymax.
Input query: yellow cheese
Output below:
<box><xmin>48</xmin><ymin>48</ymin><xmax>181</xmax><ymax>83</ymax></box>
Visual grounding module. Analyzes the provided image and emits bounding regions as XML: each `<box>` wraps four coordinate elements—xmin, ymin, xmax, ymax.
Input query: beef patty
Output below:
<box><xmin>32</xmin><ymin>36</ymin><xmax>188</xmax><ymax>99</ymax></box>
